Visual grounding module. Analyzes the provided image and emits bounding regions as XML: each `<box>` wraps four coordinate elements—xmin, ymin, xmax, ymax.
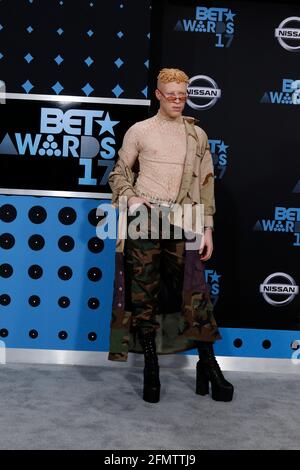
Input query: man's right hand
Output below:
<box><xmin>128</xmin><ymin>196</ymin><xmax>152</xmax><ymax>209</ymax></box>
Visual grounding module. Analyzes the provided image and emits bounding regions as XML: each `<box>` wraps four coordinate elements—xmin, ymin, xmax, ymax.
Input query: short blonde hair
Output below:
<box><xmin>157</xmin><ymin>68</ymin><xmax>189</xmax><ymax>85</ymax></box>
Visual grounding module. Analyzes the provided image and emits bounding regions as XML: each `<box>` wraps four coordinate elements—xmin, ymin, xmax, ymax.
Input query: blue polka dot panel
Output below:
<box><xmin>0</xmin><ymin>195</ymin><xmax>115</xmax><ymax>351</ymax></box>
<box><xmin>210</xmin><ymin>328</ymin><xmax>300</xmax><ymax>360</ymax></box>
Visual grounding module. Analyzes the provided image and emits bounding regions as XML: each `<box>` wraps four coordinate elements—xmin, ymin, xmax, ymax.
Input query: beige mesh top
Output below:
<box><xmin>118</xmin><ymin>109</ymin><xmax>203</xmax><ymax>203</ymax></box>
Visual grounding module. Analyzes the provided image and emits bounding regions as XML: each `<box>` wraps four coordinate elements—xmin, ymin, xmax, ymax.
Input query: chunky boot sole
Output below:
<box><xmin>211</xmin><ymin>384</ymin><xmax>233</xmax><ymax>402</ymax></box>
<box><xmin>196</xmin><ymin>362</ymin><xmax>234</xmax><ymax>402</ymax></box>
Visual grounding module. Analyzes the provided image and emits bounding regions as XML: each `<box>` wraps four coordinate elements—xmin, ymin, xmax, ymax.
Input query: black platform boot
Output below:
<box><xmin>138</xmin><ymin>329</ymin><xmax>161</xmax><ymax>403</ymax></box>
<box><xmin>196</xmin><ymin>341</ymin><xmax>234</xmax><ymax>402</ymax></box>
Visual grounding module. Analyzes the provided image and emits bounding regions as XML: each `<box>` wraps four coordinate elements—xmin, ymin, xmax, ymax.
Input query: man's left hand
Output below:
<box><xmin>199</xmin><ymin>228</ymin><xmax>213</xmax><ymax>261</ymax></box>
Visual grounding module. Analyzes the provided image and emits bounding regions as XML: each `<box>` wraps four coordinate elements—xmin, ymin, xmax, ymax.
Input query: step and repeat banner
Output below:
<box><xmin>0</xmin><ymin>0</ymin><xmax>150</xmax><ymax>354</ymax></box>
<box><xmin>149</xmin><ymin>0</ymin><xmax>300</xmax><ymax>334</ymax></box>
<box><xmin>1</xmin><ymin>0</ymin><xmax>300</xmax><ymax>360</ymax></box>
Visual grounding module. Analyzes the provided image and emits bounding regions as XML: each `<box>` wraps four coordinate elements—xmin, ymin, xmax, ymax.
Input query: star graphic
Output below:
<box><xmin>210</xmin><ymin>272</ymin><xmax>221</xmax><ymax>283</ymax></box>
<box><xmin>217</xmin><ymin>141</ymin><xmax>229</xmax><ymax>153</ymax></box>
<box><xmin>95</xmin><ymin>112</ymin><xmax>119</xmax><ymax>136</ymax></box>
<box><xmin>225</xmin><ymin>10</ymin><xmax>236</xmax><ymax>22</ymax></box>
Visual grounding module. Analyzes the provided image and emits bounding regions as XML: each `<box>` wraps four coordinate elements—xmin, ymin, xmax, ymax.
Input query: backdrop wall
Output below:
<box><xmin>0</xmin><ymin>0</ymin><xmax>300</xmax><ymax>368</ymax></box>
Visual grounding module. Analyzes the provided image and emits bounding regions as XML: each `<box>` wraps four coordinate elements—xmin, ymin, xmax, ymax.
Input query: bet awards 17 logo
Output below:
<box><xmin>253</xmin><ymin>206</ymin><xmax>300</xmax><ymax>248</ymax></box>
<box><xmin>209</xmin><ymin>139</ymin><xmax>229</xmax><ymax>179</ymax></box>
<box><xmin>0</xmin><ymin>108</ymin><xmax>119</xmax><ymax>186</ymax></box>
<box><xmin>174</xmin><ymin>6</ymin><xmax>236</xmax><ymax>48</ymax></box>
<box><xmin>260</xmin><ymin>78</ymin><xmax>300</xmax><ymax>105</ymax></box>
<box><xmin>205</xmin><ymin>269</ymin><xmax>221</xmax><ymax>306</ymax></box>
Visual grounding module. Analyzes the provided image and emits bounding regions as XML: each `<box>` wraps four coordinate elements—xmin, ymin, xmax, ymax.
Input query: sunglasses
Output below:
<box><xmin>156</xmin><ymin>88</ymin><xmax>188</xmax><ymax>103</ymax></box>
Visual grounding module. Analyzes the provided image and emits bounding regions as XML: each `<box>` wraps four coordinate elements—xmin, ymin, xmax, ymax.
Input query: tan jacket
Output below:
<box><xmin>109</xmin><ymin>115</ymin><xmax>215</xmax><ymax>252</ymax></box>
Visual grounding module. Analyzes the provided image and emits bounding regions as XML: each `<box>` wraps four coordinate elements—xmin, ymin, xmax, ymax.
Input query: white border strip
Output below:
<box><xmin>0</xmin><ymin>92</ymin><xmax>150</xmax><ymax>106</ymax></box>
<box><xmin>2</xmin><ymin>348</ymin><xmax>300</xmax><ymax>374</ymax></box>
<box><xmin>0</xmin><ymin>188</ymin><xmax>112</xmax><ymax>199</ymax></box>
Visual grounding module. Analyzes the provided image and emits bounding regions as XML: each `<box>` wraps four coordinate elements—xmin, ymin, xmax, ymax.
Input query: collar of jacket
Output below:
<box><xmin>182</xmin><ymin>114</ymin><xmax>199</xmax><ymax>125</ymax></box>
<box><xmin>175</xmin><ymin>116</ymin><xmax>199</xmax><ymax>205</ymax></box>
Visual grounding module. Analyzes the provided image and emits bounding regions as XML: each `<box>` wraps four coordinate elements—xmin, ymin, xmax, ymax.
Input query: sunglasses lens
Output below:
<box><xmin>167</xmin><ymin>96</ymin><xmax>187</xmax><ymax>102</ymax></box>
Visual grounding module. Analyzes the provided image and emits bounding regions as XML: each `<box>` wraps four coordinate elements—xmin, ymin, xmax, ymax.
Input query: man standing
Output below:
<box><xmin>108</xmin><ymin>68</ymin><xmax>234</xmax><ymax>404</ymax></box>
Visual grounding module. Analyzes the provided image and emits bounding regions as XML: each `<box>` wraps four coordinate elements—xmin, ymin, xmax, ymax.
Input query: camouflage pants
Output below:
<box><xmin>125</xmin><ymin>207</ymin><xmax>186</xmax><ymax>332</ymax></box>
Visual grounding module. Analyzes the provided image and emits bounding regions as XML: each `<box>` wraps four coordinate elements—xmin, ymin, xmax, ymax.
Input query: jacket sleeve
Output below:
<box><xmin>197</xmin><ymin>128</ymin><xmax>216</xmax><ymax>228</ymax></box>
<box><xmin>108</xmin><ymin>125</ymin><xmax>139</xmax><ymax>205</ymax></box>
<box><xmin>108</xmin><ymin>158</ymin><xmax>137</xmax><ymax>206</ymax></box>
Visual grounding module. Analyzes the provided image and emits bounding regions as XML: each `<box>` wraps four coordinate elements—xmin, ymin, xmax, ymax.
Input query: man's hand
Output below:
<box><xmin>128</xmin><ymin>196</ymin><xmax>152</xmax><ymax>211</ymax></box>
<box><xmin>199</xmin><ymin>228</ymin><xmax>213</xmax><ymax>261</ymax></box>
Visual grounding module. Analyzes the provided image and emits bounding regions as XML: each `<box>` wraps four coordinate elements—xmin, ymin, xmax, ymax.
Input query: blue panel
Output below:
<box><xmin>184</xmin><ymin>328</ymin><xmax>299</xmax><ymax>359</ymax></box>
<box><xmin>0</xmin><ymin>195</ymin><xmax>115</xmax><ymax>351</ymax></box>
<box><xmin>1</xmin><ymin>194</ymin><xmax>300</xmax><ymax>361</ymax></box>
